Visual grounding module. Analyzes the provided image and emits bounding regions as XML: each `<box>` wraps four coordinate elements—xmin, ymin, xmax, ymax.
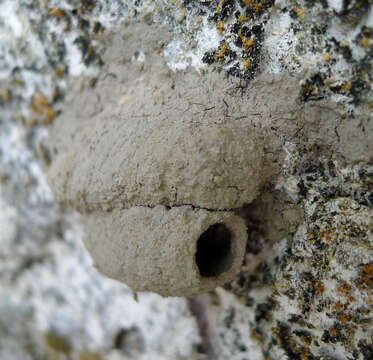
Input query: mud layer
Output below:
<box><xmin>47</xmin><ymin>20</ymin><xmax>372</xmax><ymax>297</ymax></box>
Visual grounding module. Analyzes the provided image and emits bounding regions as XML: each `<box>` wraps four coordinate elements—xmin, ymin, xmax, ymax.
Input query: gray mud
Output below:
<box><xmin>46</xmin><ymin>20</ymin><xmax>372</xmax><ymax>297</ymax></box>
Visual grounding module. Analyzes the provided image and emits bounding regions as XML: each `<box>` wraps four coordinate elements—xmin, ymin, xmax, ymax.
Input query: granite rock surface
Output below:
<box><xmin>0</xmin><ymin>1</ymin><xmax>372</xmax><ymax>359</ymax></box>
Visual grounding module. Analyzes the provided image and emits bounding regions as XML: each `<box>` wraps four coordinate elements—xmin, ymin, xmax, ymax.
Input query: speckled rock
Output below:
<box><xmin>1</xmin><ymin>0</ymin><xmax>372</xmax><ymax>359</ymax></box>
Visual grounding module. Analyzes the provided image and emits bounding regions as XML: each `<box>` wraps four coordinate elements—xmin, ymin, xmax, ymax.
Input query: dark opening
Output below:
<box><xmin>195</xmin><ymin>223</ymin><xmax>234</xmax><ymax>277</ymax></box>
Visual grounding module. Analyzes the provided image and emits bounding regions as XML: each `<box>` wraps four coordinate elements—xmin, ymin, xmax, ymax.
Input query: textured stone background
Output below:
<box><xmin>0</xmin><ymin>1</ymin><xmax>372</xmax><ymax>360</ymax></box>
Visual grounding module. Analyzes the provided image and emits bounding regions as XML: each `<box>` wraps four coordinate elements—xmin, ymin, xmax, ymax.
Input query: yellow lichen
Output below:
<box><xmin>294</xmin><ymin>7</ymin><xmax>305</xmax><ymax>18</ymax></box>
<box><xmin>360</xmin><ymin>37</ymin><xmax>371</xmax><ymax>47</ymax></box>
<box><xmin>27</xmin><ymin>118</ymin><xmax>37</xmax><ymax>127</ymax></box>
<box><xmin>364</xmin><ymin>263</ymin><xmax>373</xmax><ymax>275</ymax></box>
<box><xmin>30</xmin><ymin>92</ymin><xmax>56</xmax><ymax>125</ymax></box>
<box><xmin>339</xmin><ymin>314</ymin><xmax>349</xmax><ymax>324</ymax></box>
<box><xmin>238</xmin><ymin>29</ymin><xmax>256</xmax><ymax>51</ymax></box>
<box><xmin>341</xmin><ymin>82</ymin><xmax>351</xmax><ymax>92</ymax></box>
<box><xmin>251</xmin><ymin>330</ymin><xmax>263</xmax><ymax>343</ymax></box>
<box><xmin>0</xmin><ymin>89</ymin><xmax>11</xmax><ymax>102</ymax></box>
<box><xmin>330</xmin><ymin>328</ymin><xmax>338</xmax><ymax>336</ymax></box>
<box><xmin>78</xmin><ymin>352</ymin><xmax>103</xmax><ymax>360</ymax></box>
<box><xmin>0</xmin><ymin>174</ymin><xmax>8</xmax><ymax>184</ymax></box>
<box><xmin>45</xmin><ymin>333</ymin><xmax>71</xmax><ymax>355</ymax></box>
<box><xmin>15</xmin><ymin>113</ymin><xmax>24</xmax><ymax>122</ymax></box>
<box><xmin>215</xmin><ymin>43</ymin><xmax>230</xmax><ymax>61</ymax></box>
<box><xmin>300</xmin><ymin>335</ymin><xmax>311</xmax><ymax>346</ymax></box>
<box><xmin>180</xmin><ymin>8</ymin><xmax>187</xmax><ymax>21</ymax></box>
<box><xmin>316</xmin><ymin>283</ymin><xmax>325</xmax><ymax>294</ymax></box>
<box><xmin>323</xmin><ymin>52</ymin><xmax>332</xmax><ymax>62</ymax></box>
<box><xmin>238</xmin><ymin>15</ymin><xmax>250</xmax><ymax>22</ymax></box>
<box><xmin>301</xmin><ymin>348</ymin><xmax>310</xmax><ymax>360</ymax></box>
<box><xmin>55</xmin><ymin>65</ymin><xmax>66</xmax><ymax>78</ymax></box>
<box><xmin>254</xmin><ymin>2</ymin><xmax>263</xmax><ymax>13</ymax></box>
<box><xmin>12</xmin><ymin>78</ymin><xmax>22</xmax><ymax>86</ymax></box>
<box><xmin>50</xmin><ymin>7</ymin><xmax>67</xmax><ymax>19</ymax></box>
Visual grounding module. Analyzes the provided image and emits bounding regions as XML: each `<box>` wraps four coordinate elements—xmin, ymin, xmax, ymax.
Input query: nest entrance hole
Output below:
<box><xmin>195</xmin><ymin>223</ymin><xmax>234</xmax><ymax>277</ymax></box>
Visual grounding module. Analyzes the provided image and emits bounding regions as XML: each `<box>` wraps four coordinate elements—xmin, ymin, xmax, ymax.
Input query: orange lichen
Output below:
<box><xmin>51</xmin><ymin>88</ymin><xmax>59</xmax><ymax>102</ymax></box>
<box><xmin>323</xmin><ymin>52</ymin><xmax>332</xmax><ymax>62</ymax></box>
<box><xmin>43</xmin><ymin>108</ymin><xmax>57</xmax><ymax>125</ymax></box>
<box><xmin>238</xmin><ymin>29</ymin><xmax>256</xmax><ymax>51</ymax></box>
<box><xmin>339</xmin><ymin>314</ymin><xmax>349</xmax><ymax>324</ymax></box>
<box><xmin>244</xmin><ymin>58</ymin><xmax>252</xmax><ymax>69</ymax></box>
<box><xmin>294</xmin><ymin>7</ymin><xmax>305</xmax><ymax>18</ymax></box>
<box><xmin>217</xmin><ymin>21</ymin><xmax>225</xmax><ymax>35</ymax></box>
<box><xmin>338</xmin><ymin>282</ymin><xmax>352</xmax><ymax>293</ymax></box>
<box><xmin>24</xmin><ymin>177</ymin><xmax>33</xmax><ymax>186</ymax></box>
<box><xmin>93</xmin><ymin>21</ymin><xmax>105</xmax><ymax>38</ymax></box>
<box><xmin>50</xmin><ymin>7</ymin><xmax>67</xmax><ymax>19</ymax></box>
<box><xmin>15</xmin><ymin>113</ymin><xmax>23</xmax><ymax>122</ymax></box>
<box><xmin>215</xmin><ymin>43</ymin><xmax>230</xmax><ymax>61</ymax></box>
<box><xmin>251</xmin><ymin>330</ymin><xmax>263</xmax><ymax>343</ymax></box>
<box><xmin>78</xmin><ymin>352</ymin><xmax>103</xmax><ymax>360</ymax></box>
<box><xmin>341</xmin><ymin>82</ymin><xmax>351</xmax><ymax>92</ymax></box>
<box><xmin>301</xmin><ymin>348</ymin><xmax>310</xmax><ymax>360</ymax></box>
<box><xmin>27</xmin><ymin>118</ymin><xmax>37</xmax><ymax>127</ymax></box>
<box><xmin>316</xmin><ymin>283</ymin><xmax>325</xmax><ymax>294</ymax></box>
<box><xmin>33</xmin><ymin>93</ymin><xmax>49</xmax><ymax>108</ymax></box>
<box><xmin>55</xmin><ymin>65</ymin><xmax>66</xmax><ymax>78</ymax></box>
<box><xmin>320</xmin><ymin>229</ymin><xmax>331</xmax><ymax>242</ymax></box>
<box><xmin>254</xmin><ymin>2</ymin><xmax>263</xmax><ymax>13</ymax></box>
<box><xmin>363</xmin><ymin>263</ymin><xmax>373</xmax><ymax>275</ymax></box>
<box><xmin>0</xmin><ymin>174</ymin><xmax>9</xmax><ymax>184</ymax></box>
<box><xmin>360</xmin><ymin>37</ymin><xmax>371</xmax><ymax>47</ymax></box>
<box><xmin>300</xmin><ymin>335</ymin><xmax>311</xmax><ymax>346</ymax></box>
<box><xmin>362</xmin><ymin>263</ymin><xmax>373</xmax><ymax>288</ymax></box>
<box><xmin>245</xmin><ymin>38</ymin><xmax>256</xmax><ymax>49</ymax></box>
<box><xmin>180</xmin><ymin>8</ymin><xmax>187</xmax><ymax>21</ymax></box>
<box><xmin>12</xmin><ymin>79</ymin><xmax>22</xmax><ymax>86</ymax></box>
<box><xmin>30</xmin><ymin>93</ymin><xmax>56</xmax><ymax>125</ymax></box>
<box><xmin>0</xmin><ymin>89</ymin><xmax>12</xmax><ymax>102</ymax></box>
<box><xmin>238</xmin><ymin>15</ymin><xmax>250</xmax><ymax>22</ymax></box>
<box><xmin>330</xmin><ymin>328</ymin><xmax>338</xmax><ymax>336</ymax></box>
<box><xmin>87</xmin><ymin>45</ymin><xmax>94</xmax><ymax>57</ymax></box>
